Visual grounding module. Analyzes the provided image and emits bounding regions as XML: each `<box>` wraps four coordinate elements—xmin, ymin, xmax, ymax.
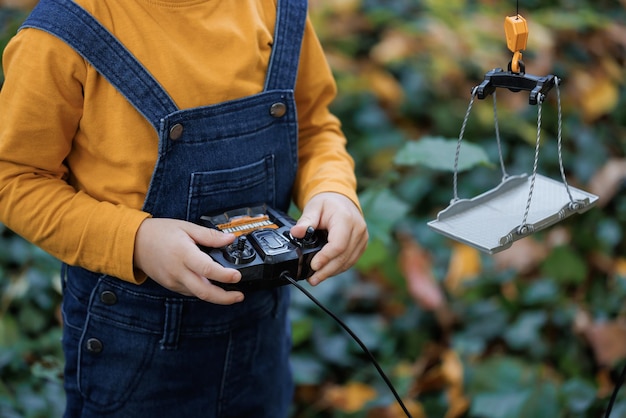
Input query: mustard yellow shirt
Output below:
<box><xmin>0</xmin><ymin>0</ymin><xmax>358</xmax><ymax>283</ymax></box>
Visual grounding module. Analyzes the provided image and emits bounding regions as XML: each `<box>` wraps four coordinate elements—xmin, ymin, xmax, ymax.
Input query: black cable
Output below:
<box><xmin>605</xmin><ymin>362</ymin><xmax>626</xmax><ymax>418</ymax></box>
<box><xmin>282</xmin><ymin>273</ymin><xmax>413</xmax><ymax>418</ymax></box>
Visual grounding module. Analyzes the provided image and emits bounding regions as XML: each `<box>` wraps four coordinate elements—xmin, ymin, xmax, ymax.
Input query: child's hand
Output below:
<box><xmin>290</xmin><ymin>192</ymin><xmax>368</xmax><ymax>286</ymax></box>
<box><xmin>133</xmin><ymin>218</ymin><xmax>244</xmax><ymax>304</ymax></box>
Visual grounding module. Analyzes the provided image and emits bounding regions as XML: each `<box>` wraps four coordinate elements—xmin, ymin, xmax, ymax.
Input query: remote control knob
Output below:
<box><xmin>303</xmin><ymin>226</ymin><xmax>316</xmax><ymax>243</ymax></box>
<box><xmin>223</xmin><ymin>236</ymin><xmax>255</xmax><ymax>265</ymax></box>
<box><xmin>289</xmin><ymin>226</ymin><xmax>317</xmax><ymax>247</ymax></box>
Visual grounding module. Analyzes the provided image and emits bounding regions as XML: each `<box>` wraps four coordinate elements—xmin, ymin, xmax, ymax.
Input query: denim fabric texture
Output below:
<box><xmin>61</xmin><ymin>265</ymin><xmax>293</xmax><ymax>418</ymax></box>
<box><xmin>22</xmin><ymin>0</ymin><xmax>307</xmax><ymax>416</ymax></box>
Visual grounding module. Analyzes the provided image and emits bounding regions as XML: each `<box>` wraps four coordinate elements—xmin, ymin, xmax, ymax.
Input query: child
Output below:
<box><xmin>0</xmin><ymin>0</ymin><xmax>368</xmax><ymax>416</ymax></box>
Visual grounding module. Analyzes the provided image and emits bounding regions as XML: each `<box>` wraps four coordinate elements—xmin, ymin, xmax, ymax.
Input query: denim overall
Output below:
<box><xmin>21</xmin><ymin>0</ymin><xmax>307</xmax><ymax>416</ymax></box>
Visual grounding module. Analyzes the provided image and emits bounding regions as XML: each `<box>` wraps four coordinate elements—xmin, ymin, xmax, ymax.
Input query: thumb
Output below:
<box><xmin>291</xmin><ymin>207</ymin><xmax>320</xmax><ymax>239</ymax></box>
<box><xmin>185</xmin><ymin>223</ymin><xmax>236</xmax><ymax>248</ymax></box>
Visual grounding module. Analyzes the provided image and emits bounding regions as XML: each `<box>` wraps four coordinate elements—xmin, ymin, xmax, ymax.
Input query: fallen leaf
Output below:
<box><xmin>583</xmin><ymin>320</ymin><xmax>626</xmax><ymax>367</ymax></box>
<box><xmin>615</xmin><ymin>258</ymin><xmax>626</xmax><ymax>278</ymax></box>
<box><xmin>588</xmin><ymin>158</ymin><xmax>626</xmax><ymax>207</ymax></box>
<box><xmin>369</xmin><ymin>399</ymin><xmax>426</xmax><ymax>418</ymax></box>
<box><xmin>370</xmin><ymin>30</ymin><xmax>419</xmax><ymax>64</ymax></box>
<box><xmin>493</xmin><ymin>236</ymin><xmax>546</xmax><ymax>275</ymax></box>
<box><xmin>322</xmin><ymin>382</ymin><xmax>377</xmax><ymax>413</ymax></box>
<box><xmin>596</xmin><ymin>369</ymin><xmax>615</xmax><ymax>398</ymax></box>
<box><xmin>398</xmin><ymin>234</ymin><xmax>445</xmax><ymax>310</ymax></box>
<box><xmin>363</xmin><ymin>65</ymin><xmax>405</xmax><ymax>108</ymax></box>
<box><xmin>570</xmin><ymin>69</ymin><xmax>620</xmax><ymax>122</ymax></box>
<box><xmin>444</xmin><ymin>242</ymin><xmax>481</xmax><ymax>294</ymax></box>
<box><xmin>0</xmin><ymin>0</ymin><xmax>37</xmax><ymax>9</ymax></box>
<box><xmin>441</xmin><ymin>350</ymin><xmax>470</xmax><ymax>418</ymax></box>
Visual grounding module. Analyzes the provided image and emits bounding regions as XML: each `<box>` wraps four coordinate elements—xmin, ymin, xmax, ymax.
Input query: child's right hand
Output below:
<box><xmin>133</xmin><ymin>218</ymin><xmax>244</xmax><ymax>304</ymax></box>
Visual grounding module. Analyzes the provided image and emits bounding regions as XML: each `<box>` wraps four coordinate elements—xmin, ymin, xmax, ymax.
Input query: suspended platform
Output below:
<box><xmin>428</xmin><ymin>173</ymin><xmax>598</xmax><ymax>254</ymax></box>
<box><xmin>427</xmin><ymin>12</ymin><xmax>599</xmax><ymax>253</ymax></box>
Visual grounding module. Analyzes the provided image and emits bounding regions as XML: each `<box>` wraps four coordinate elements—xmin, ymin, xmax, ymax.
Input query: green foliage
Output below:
<box><xmin>0</xmin><ymin>226</ymin><xmax>63</xmax><ymax>418</ymax></box>
<box><xmin>0</xmin><ymin>8</ymin><xmax>27</xmax><ymax>86</ymax></box>
<box><xmin>1</xmin><ymin>1</ymin><xmax>626</xmax><ymax>417</ymax></box>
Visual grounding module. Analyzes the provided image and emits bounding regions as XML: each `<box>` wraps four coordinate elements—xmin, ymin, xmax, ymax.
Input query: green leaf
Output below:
<box><xmin>393</xmin><ymin>137</ymin><xmax>491</xmax><ymax>172</ymax></box>
<box><xmin>560</xmin><ymin>378</ymin><xmax>596</xmax><ymax>414</ymax></box>
<box><xmin>291</xmin><ymin>354</ymin><xmax>325</xmax><ymax>385</ymax></box>
<box><xmin>540</xmin><ymin>246</ymin><xmax>587</xmax><ymax>284</ymax></box>
<box><xmin>470</xmin><ymin>391</ymin><xmax>530</xmax><ymax>418</ymax></box>
<box><xmin>465</xmin><ymin>355</ymin><xmax>563</xmax><ymax>417</ymax></box>
<box><xmin>0</xmin><ymin>315</ymin><xmax>19</xmax><ymax>348</ymax></box>
<box><xmin>291</xmin><ymin>318</ymin><xmax>314</xmax><ymax>346</ymax></box>
<box><xmin>359</xmin><ymin>188</ymin><xmax>410</xmax><ymax>245</ymax></box>
<box><xmin>521</xmin><ymin>279</ymin><xmax>560</xmax><ymax>306</ymax></box>
<box><xmin>518</xmin><ymin>381</ymin><xmax>560</xmax><ymax>418</ymax></box>
<box><xmin>355</xmin><ymin>238</ymin><xmax>390</xmax><ymax>271</ymax></box>
<box><xmin>503</xmin><ymin>311</ymin><xmax>548</xmax><ymax>351</ymax></box>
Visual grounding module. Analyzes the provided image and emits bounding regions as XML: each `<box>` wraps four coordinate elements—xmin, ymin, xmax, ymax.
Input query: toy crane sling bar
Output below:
<box><xmin>428</xmin><ymin>11</ymin><xmax>598</xmax><ymax>254</ymax></box>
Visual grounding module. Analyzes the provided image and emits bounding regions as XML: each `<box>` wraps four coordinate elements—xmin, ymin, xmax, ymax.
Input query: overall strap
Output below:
<box><xmin>20</xmin><ymin>0</ymin><xmax>178</xmax><ymax>131</ymax></box>
<box><xmin>264</xmin><ymin>0</ymin><xmax>308</xmax><ymax>92</ymax></box>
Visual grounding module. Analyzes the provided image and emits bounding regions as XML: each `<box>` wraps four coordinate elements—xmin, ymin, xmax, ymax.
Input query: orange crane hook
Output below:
<box><xmin>504</xmin><ymin>14</ymin><xmax>528</xmax><ymax>73</ymax></box>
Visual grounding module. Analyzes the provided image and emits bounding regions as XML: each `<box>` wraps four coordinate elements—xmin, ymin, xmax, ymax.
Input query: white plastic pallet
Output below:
<box><xmin>428</xmin><ymin>173</ymin><xmax>598</xmax><ymax>254</ymax></box>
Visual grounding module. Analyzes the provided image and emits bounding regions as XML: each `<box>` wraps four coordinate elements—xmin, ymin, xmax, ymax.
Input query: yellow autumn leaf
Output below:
<box><xmin>571</xmin><ymin>70</ymin><xmax>619</xmax><ymax>122</ymax></box>
<box><xmin>370</xmin><ymin>30</ymin><xmax>418</xmax><ymax>64</ymax></box>
<box><xmin>363</xmin><ymin>66</ymin><xmax>405</xmax><ymax>107</ymax></box>
<box><xmin>441</xmin><ymin>350</ymin><xmax>470</xmax><ymax>418</ymax></box>
<box><xmin>615</xmin><ymin>257</ymin><xmax>626</xmax><ymax>278</ymax></box>
<box><xmin>309</xmin><ymin>0</ymin><xmax>361</xmax><ymax>14</ymax></box>
<box><xmin>323</xmin><ymin>382</ymin><xmax>377</xmax><ymax>413</ymax></box>
<box><xmin>444</xmin><ymin>243</ymin><xmax>481</xmax><ymax>294</ymax></box>
<box><xmin>383</xmin><ymin>398</ymin><xmax>427</xmax><ymax>418</ymax></box>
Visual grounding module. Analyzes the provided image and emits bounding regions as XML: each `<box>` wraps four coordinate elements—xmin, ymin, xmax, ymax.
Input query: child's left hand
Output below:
<box><xmin>290</xmin><ymin>192</ymin><xmax>368</xmax><ymax>285</ymax></box>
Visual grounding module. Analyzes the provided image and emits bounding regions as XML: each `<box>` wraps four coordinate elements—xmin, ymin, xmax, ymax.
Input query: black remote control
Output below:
<box><xmin>198</xmin><ymin>205</ymin><xmax>327</xmax><ymax>291</ymax></box>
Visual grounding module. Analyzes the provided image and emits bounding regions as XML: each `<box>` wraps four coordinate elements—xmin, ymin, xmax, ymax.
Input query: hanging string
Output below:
<box><xmin>452</xmin><ymin>87</ymin><xmax>478</xmax><ymax>202</ymax></box>
<box><xmin>518</xmin><ymin>100</ymin><xmax>543</xmax><ymax>233</ymax></box>
<box><xmin>555</xmin><ymin>78</ymin><xmax>576</xmax><ymax>206</ymax></box>
<box><xmin>493</xmin><ymin>92</ymin><xmax>509</xmax><ymax>180</ymax></box>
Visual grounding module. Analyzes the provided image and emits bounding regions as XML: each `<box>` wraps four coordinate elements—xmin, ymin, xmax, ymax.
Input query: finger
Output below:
<box><xmin>291</xmin><ymin>215</ymin><xmax>319</xmax><ymax>239</ymax></box>
<box><xmin>186</xmin><ymin>223</ymin><xmax>236</xmax><ymax>248</ymax></box>
<box><xmin>308</xmin><ymin>224</ymin><xmax>368</xmax><ymax>286</ymax></box>
<box><xmin>307</xmin><ymin>235</ymin><xmax>353</xmax><ymax>285</ymax></box>
<box><xmin>291</xmin><ymin>200</ymin><xmax>323</xmax><ymax>238</ymax></box>
<box><xmin>183</xmin><ymin>246</ymin><xmax>242</xmax><ymax>284</ymax></box>
<box><xmin>181</xmin><ymin>271</ymin><xmax>244</xmax><ymax>305</ymax></box>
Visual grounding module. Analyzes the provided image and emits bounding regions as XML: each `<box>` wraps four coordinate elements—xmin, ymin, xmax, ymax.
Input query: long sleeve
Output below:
<box><xmin>0</xmin><ymin>0</ymin><xmax>358</xmax><ymax>283</ymax></box>
<box><xmin>293</xmin><ymin>19</ymin><xmax>359</xmax><ymax>211</ymax></box>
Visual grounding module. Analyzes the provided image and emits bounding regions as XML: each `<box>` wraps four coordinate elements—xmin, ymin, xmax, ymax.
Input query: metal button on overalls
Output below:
<box><xmin>169</xmin><ymin>123</ymin><xmax>184</xmax><ymax>140</ymax></box>
<box><xmin>100</xmin><ymin>290</ymin><xmax>117</xmax><ymax>305</ymax></box>
<box><xmin>270</xmin><ymin>102</ymin><xmax>287</xmax><ymax>118</ymax></box>
<box><xmin>86</xmin><ymin>338</ymin><xmax>103</xmax><ymax>353</ymax></box>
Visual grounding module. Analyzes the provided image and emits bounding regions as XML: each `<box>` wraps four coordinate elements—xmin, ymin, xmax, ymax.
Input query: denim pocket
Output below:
<box><xmin>186</xmin><ymin>154</ymin><xmax>276</xmax><ymax>222</ymax></box>
<box><xmin>61</xmin><ymin>266</ymin><xmax>100</xmax><ymax>335</ymax></box>
<box><xmin>76</xmin><ymin>284</ymin><xmax>158</xmax><ymax>411</ymax></box>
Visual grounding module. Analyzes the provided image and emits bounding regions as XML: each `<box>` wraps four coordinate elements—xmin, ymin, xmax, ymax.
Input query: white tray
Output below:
<box><xmin>428</xmin><ymin>174</ymin><xmax>598</xmax><ymax>254</ymax></box>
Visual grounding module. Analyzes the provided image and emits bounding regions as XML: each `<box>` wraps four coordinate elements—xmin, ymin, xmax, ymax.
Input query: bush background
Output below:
<box><xmin>1</xmin><ymin>1</ymin><xmax>625</xmax><ymax>417</ymax></box>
